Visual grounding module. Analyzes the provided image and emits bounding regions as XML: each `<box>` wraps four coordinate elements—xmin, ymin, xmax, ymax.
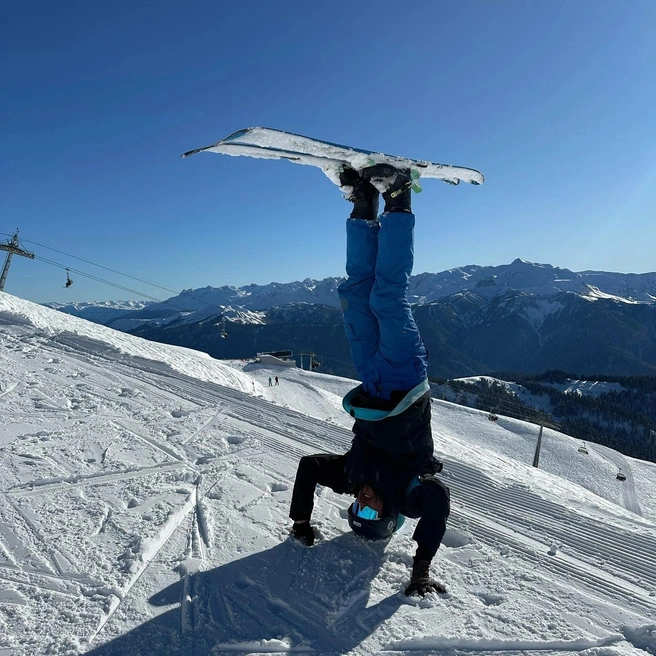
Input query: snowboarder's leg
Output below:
<box><xmin>289</xmin><ymin>454</ymin><xmax>350</xmax><ymax>522</ymax></box>
<box><xmin>409</xmin><ymin>475</ymin><xmax>451</xmax><ymax>561</ymax></box>
<box><xmin>337</xmin><ymin>209</ymin><xmax>381</xmax><ymax>394</ymax></box>
<box><xmin>343</xmin><ymin>164</ymin><xmax>427</xmax><ymax>400</ymax></box>
<box><xmin>404</xmin><ymin>475</ymin><xmax>450</xmax><ymax>595</ymax></box>
<box><xmin>367</xmin><ymin>210</ymin><xmax>428</xmax><ymax>399</ymax></box>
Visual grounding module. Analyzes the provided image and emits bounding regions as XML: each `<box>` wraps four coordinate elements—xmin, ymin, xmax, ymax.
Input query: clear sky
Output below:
<box><xmin>2</xmin><ymin>0</ymin><xmax>655</xmax><ymax>303</ymax></box>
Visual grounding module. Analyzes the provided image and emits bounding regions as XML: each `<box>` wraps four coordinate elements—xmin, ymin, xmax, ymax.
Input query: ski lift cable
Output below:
<box><xmin>461</xmin><ymin>392</ymin><xmax>553</xmax><ymax>423</ymax></box>
<box><xmin>34</xmin><ymin>256</ymin><xmax>168</xmax><ymax>303</ymax></box>
<box><xmin>38</xmin><ymin>259</ymin><xmax>219</xmax><ymax>319</ymax></box>
<box><xmin>1</xmin><ymin>232</ymin><xmax>180</xmax><ymax>296</ymax></box>
<box><xmin>37</xmin><ymin>255</ymin><xmax>235</xmax><ymax>334</ymax></box>
<box><xmin>0</xmin><ymin>232</ymin><xmax>232</xmax><ymax>329</ymax></box>
<box><xmin>438</xmin><ymin>378</ymin><xmax>543</xmax><ymax>411</ymax></box>
<box><xmin>0</xmin><ymin>231</ymin><xmax>234</xmax><ymax>318</ymax></box>
<box><xmin>434</xmin><ymin>379</ymin><xmax>558</xmax><ymax>427</ymax></box>
<box><xmin>33</xmin><ymin>256</ymin><xmax>220</xmax><ymax>318</ymax></box>
<box><xmin>433</xmin><ymin>386</ymin><xmax>506</xmax><ymax>412</ymax></box>
<box><xmin>3</xmin><ymin>231</ymin><xmax>246</xmax><ymax>323</ymax></box>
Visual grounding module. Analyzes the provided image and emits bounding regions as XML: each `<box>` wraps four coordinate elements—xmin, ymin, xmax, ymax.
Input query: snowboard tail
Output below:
<box><xmin>182</xmin><ymin>127</ymin><xmax>484</xmax><ymax>186</ymax></box>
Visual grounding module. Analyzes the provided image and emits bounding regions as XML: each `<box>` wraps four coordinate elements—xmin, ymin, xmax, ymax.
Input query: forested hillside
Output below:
<box><xmin>434</xmin><ymin>371</ymin><xmax>656</xmax><ymax>463</ymax></box>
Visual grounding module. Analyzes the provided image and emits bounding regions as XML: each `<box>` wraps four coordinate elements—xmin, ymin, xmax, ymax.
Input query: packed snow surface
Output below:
<box><xmin>1</xmin><ymin>291</ymin><xmax>655</xmax><ymax>656</ymax></box>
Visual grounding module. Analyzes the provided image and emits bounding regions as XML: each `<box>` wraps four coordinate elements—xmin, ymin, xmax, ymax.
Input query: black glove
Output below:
<box><xmin>291</xmin><ymin>521</ymin><xmax>315</xmax><ymax>547</ymax></box>
<box><xmin>404</xmin><ymin>557</ymin><xmax>447</xmax><ymax>596</ymax></box>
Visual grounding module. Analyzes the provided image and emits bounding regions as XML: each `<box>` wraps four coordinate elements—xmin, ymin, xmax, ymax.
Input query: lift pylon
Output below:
<box><xmin>298</xmin><ymin>352</ymin><xmax>320</xmax><ymax>370</ymax></box>
<box><xmin>0</xmin><ymin>231</ymin><xmax>35</xmax><ymax>292</ymax></box>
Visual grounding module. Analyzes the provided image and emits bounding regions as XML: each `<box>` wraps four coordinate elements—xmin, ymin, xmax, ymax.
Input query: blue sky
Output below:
<box><xmin>2</xmin><ymin>0</ymin><xmax>655</xmax><ymax>303</ymax></box>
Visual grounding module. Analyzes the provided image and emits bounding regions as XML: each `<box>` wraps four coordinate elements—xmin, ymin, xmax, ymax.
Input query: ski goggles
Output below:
<box><xmin>351</xmin><ymin>501</ymin><xmax>380</xmax><ymax>521</ymax></box>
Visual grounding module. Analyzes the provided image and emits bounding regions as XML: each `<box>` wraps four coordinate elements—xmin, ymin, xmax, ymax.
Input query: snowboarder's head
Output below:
<box><xmin>347</xmin><ymin>484</ymin><xmax>402</xmax><ymax>540</ymax></box>
<box><xmin>356</xmin><ymin>484</ymin><xmax>384</xmax><ymax>515</ymax></box>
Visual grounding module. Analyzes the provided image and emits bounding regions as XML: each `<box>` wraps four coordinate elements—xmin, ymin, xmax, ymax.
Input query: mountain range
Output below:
<box><xmin>45</xmin><ymin>259</ymin><xmax>656</xmax><ymax>379</ymax></box>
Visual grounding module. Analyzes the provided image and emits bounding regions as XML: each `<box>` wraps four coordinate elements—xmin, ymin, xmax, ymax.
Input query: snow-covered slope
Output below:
<box><xmin>1</xmin><ymin>292</ymin><xmax>254</xmax><ymax>394</ymax></box>
<box><xmin>1</xmin><ymin>291</ymin><xmax>655</xmax><ymax>656</ymax></box>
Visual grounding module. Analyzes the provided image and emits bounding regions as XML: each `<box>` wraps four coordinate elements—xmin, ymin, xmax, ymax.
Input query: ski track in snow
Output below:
<box><xmin>445</xmin><ymin>461</ymin><xmax>656</xmax><ymax>606</ymax></box>
<box><xmin>1</xmin><ymin>299</ymin><xmax>656</xmax><ymax>656</ymax></box>
<box><xmin>141</xmin><ymin>368</ymin><xmax>656</xmax><ymax>614</ymax></box>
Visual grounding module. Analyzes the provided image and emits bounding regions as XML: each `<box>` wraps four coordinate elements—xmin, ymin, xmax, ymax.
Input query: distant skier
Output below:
<box><xmin>275</xmin><ymin>376</ymin><xmax>279</xmax><ymax>385</ymax></box>
<box><xmin>289</xmin><ymin>164</ymin><xmax>450</xmax><ymax>596</ymax></box>
<box><xmin>268</xmin><ymin>376</ymin><xmax>272</xmax><ymax>386</ymax></box>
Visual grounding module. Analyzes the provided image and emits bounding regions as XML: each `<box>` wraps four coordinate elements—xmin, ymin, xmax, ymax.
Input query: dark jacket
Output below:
<box><xmin>289</xmin><ymin>452</ymin><xmax>449</xmax><ymax>561</ymax></box>
<box><xmin>345</xmin><ymin>392</ymin><xmax>435</xmax><ymax>509</ymax></box>
<box><xmin>289</xmin><ymin>392</ymin><xmax>449</xmax><ymax>560</ymax></box>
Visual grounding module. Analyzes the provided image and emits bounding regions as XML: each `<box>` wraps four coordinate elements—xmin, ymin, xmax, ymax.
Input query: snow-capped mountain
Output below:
<box><xmin>43</xmin><ymin>299</ymin><xmax>154</xmax><ymax>325</ymax></box>
<box><xmin>44</xmin><ymin>260</ymin><xmax>656</xmax><ymax>379</ymax></box>
<box><xmin>46</xmin><ymin>259</ymin><xmax>656</xmax><ymax>330</ymax></box>
<box><xmin>1</xmin><ymin>289</ymin><xmax>656</xmax><ymax>655</ymax></box>
<box><xmin>128</xmin><ymin>287</ymin><xmax>656</xmax><ymax>380</ymax></box>
<box><xmin>156</xmin><ymin>260</ymin><xmax>656</xmax><ymax>314</ymax></box>
<box><xmin>409</xmin><ymin>259</ymin><xmax>656</xmax><ymax>304</ymax></box>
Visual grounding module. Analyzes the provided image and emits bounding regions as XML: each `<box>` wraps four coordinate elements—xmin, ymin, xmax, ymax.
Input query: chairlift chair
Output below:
<box><xmin>64</xmin><ymin>268</ymin><xmax>73</xmax><ymax>288</ymax></box>
<box><xmin>616</xmin><ymin>470</ymin><xmax>626</xmax><ymax>482</ymax></box>
<box><xmin>488</xmin><ymin>412</ymin><xmax>498</xmax><ymax>421</ymax></box>
<box><xmin>578</xmin><ymin>443</ymin><xmax>589</xmax><ymax>455</ymax></box>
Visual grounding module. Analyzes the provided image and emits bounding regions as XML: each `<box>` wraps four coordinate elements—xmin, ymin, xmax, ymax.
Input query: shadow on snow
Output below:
<box><xmin>85</xmin><ymin>533</ymin><xmax>403</xmax><ymax>655</ymax></box>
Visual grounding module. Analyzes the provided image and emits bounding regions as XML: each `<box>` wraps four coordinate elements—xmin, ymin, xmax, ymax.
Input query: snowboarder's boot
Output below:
<box><xmin>339</xmin><ymin>167</ymin><xmax>379</xmax><ymax>221</ymax></box>
<box><xmin>362</xmin><ymin>164</ymin><xmax>412</xmax><ymax>214</ymax></box>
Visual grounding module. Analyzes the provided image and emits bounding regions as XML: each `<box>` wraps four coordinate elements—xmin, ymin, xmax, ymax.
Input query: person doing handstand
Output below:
<box><xmin>289</xmin><ymin>163</ymin><xmax>450</xmax><ymax>596</ymax></box>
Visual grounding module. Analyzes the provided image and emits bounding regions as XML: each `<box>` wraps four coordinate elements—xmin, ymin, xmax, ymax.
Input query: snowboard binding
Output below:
<box><xmin>361</xmin><ymin>164</ymin><xmax>416</xmax><ymax>214</ymax></box>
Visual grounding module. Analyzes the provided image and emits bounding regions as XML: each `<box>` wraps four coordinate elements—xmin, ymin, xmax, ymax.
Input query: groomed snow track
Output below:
<box><xmin>124</xmin><ymin>361</ymin><xmax>656</xmax><ymax>618</ymax></box>
<box><xmin>13</xmin><ymin>338</ymin><xmax>656</xmax><ymax>647</ymax></box>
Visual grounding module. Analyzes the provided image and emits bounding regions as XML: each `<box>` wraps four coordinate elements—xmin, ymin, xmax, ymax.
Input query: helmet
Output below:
<box><xmin>347</xmin><ymin>502</ymin><xmax>404</xmax><ymax>540</ymax></box>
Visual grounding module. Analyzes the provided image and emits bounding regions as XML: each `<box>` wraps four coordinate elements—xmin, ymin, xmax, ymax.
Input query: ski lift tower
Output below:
<box><xmin>0</xmin><ymin>231</ymin><xmax>34</xmax><ymax>292</ymax></box>
<box><xmin>298</xmin><ymin>352</ymin><xmax>319</xmax><ymax>370</ymax></box>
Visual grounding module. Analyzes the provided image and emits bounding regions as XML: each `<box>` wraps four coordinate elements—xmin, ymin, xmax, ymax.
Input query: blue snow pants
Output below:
<box><xmin>337</xmin><ymin>212</ymin><xmax>428</xmax><ymax>401</ymax></box>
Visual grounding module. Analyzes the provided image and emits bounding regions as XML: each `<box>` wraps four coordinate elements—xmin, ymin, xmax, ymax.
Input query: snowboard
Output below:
<box><xmin>182</xmin><ymin>126</ymin><xmax>485</xmax><ymax>187</ymax></box>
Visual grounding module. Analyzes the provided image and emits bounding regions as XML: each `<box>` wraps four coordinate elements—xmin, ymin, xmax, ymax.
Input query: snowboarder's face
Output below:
<box><xmin>356</xmin><ymin>485</ymin><xmax>384</xmax><ymax>514</ymax></box>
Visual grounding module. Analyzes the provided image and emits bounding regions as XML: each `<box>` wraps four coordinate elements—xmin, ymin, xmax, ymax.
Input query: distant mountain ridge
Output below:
<box><xmin>45</xmin><ymin>259</ymin><xmax>656</xmax><ymax>326</ymax></box>
<box><xmin>417</xmin><ymin>258</ymin><xmax>656</xmax><ymax>303</ymax></box>
<box><xmin>42</xmin><ymin>299</ymin><xmax>153</xmax><ymax>324</ymax></box>
<box><xmin>130</xmin><ymin>259</ymin><xmax>656</xmax><ymax>318</ymax></box>
<box><xmin>45</xmin><ymin>259</ymin><xmax>656</xmax><ymax>379</ymax></box>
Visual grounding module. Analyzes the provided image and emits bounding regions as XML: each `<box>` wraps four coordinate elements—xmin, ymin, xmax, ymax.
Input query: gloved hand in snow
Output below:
<box><xmin>404</xmin><ymin>557</ymin><xmax>447</xmax><ymax>596</ymax></box>
<box><xmin>291</xmin><ymin>521</ymin><xmax>316</xmax><ymax>547</ymax></box>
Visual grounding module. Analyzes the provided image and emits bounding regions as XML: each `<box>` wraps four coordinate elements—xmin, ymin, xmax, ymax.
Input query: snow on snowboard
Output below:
<box><xmin>182</xmin><ymin>126</ymin><xmax>485</xmax><ymax>187</ymax></box>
